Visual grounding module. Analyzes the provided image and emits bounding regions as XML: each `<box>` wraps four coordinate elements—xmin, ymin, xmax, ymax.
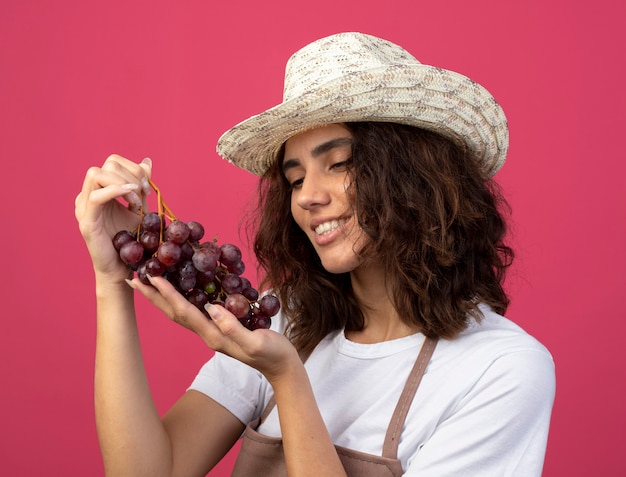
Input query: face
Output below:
<box><xmin>282</xmin><ymin>124</ymin><xmax>368</xmax><ymax>274</ymax></box>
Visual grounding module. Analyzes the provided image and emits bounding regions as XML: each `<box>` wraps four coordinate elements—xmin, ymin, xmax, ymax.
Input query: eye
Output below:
<box><xmin>330</xmin><ymin>157</ymin><xmax>353</xmax><ymax>171</ymax></box>
<box><xmin>288</xmin><ymin>177</ymin><xmax>304</xmax><ymax>190</ymax></box>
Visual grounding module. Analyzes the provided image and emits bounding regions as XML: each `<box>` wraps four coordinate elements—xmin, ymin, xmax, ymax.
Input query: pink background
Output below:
<box><xmin>1</xmin><ymin>0</ymin><xmax>624</xmax><ymax>475</ymax></box>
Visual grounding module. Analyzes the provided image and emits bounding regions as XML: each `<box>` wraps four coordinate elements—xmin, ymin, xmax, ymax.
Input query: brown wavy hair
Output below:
<box><xmin>250</xmin><ymin>122</ymin><xmax>513</xmax><ymax>354</ymax></box>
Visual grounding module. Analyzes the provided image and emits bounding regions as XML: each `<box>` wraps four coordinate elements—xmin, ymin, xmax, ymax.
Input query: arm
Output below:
<box><xmin>76</xmin><ymin>155</ymin><xmax>244</xmax><ymax>476</ymax></box>
<box><xmin>136</xmin><ymin>277</ymin><xmax>347</xmax><ymax>477</ymax></box>
<box><xmin>162</xmin><ymin>390</ymin><xmax>245</xmax><ymax>476</ymax></box>
<box><xmin>93</xmin><ymin>279</ymin><xmax>170</xmax><ymax>475</ymax></box>
<box><xmin>93</xmin><ymin>281</ymin><xmax>245</xmax><ymax>476</ymax></box>
<box><xmin>270</xmin><ymin>358</ymin><xmax>348</xmax><ymax>477</ymax></box>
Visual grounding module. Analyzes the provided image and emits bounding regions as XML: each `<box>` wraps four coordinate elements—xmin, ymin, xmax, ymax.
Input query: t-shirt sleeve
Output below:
<box><xmin>187</xmin><ymin>310</ymin><xmax>287</xmax><ymax>425</ymax></box>
<box><xmin>404</xmin><ymin>346</ymin><xmax>556</xmax><ymax>476</ymax></box>
<box><xmin>187</xmin><ymin>351</ymin><xmax>267</xmax><ymax>425</ymax></box>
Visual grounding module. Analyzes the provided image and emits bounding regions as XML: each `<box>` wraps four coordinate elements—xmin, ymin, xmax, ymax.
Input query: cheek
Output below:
<box><xmin>290</xmin><ymin>195</ymin><xmax>306</xmax><ymax>231</ymax></box>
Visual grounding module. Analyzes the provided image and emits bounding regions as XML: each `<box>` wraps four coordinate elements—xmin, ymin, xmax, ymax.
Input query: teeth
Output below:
<box><xmin>315</xmin><ymin>219</ymin><xmax>345</xmax><ymax>235</ymax></box>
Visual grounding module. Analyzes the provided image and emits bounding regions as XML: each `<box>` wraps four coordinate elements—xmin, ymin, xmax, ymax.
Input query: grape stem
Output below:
<box><xmin>132</xmin><ymin>179</ymin><xmax>180</xmax><ymax>242</ymax></box>
<box><xmin>148</xmin><ymin>179</ymin><xmax>178</xmax><ymax>222</ymax></box>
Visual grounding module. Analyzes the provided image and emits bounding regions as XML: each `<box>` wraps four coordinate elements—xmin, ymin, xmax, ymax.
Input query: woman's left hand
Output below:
<box><xmin>131</xmin><ymin>276</ymin><xmax>348</xmax><ymax>477</ymax></box>
<box><xmin>128</xmin><ymin>275</ymin><xmax>300</xmax><ymax>382</ymax></box>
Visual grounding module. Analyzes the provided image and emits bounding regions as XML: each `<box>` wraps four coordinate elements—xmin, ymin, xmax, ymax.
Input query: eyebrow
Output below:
<box><xmin>282</xmin><ymin>137</ymin><xmax>353</xmax><ymax>173</ymax></box>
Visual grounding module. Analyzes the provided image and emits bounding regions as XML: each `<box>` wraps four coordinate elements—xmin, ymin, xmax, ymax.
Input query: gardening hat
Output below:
<box><xmin>216</xmin><ymin>32</ymin><xmax>508</xmax><ymax>176</ymax></box>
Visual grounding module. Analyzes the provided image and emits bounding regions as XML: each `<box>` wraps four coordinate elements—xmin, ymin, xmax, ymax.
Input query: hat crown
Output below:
<box><xmin>283</xmin><ymin>32</ymin><xmax>422</xmax><ymax>101</ymax></box>
<box><xmin>217</xmin><ymin>32</ymin><xmax>508</xmax><ymax>177</ymax></box>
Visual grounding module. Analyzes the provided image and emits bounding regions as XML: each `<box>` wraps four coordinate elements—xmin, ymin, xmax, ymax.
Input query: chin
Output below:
<box><xmin>320</xmin><ymin>257</ymin><xmax>362</xmax><ymax>275</ymax></box>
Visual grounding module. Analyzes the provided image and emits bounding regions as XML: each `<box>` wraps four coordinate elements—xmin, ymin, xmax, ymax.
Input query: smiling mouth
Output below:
<box><xmin>314</xmin><ymin>219</ymin><xmax>348</xmax><ymax>235</ymax></box>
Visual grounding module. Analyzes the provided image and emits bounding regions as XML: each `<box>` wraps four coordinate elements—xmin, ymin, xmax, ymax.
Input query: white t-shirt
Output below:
<box><xmin>189</xmin><ymin>305</ymin><xmax>555</xmax><ymax>476</ymax></box>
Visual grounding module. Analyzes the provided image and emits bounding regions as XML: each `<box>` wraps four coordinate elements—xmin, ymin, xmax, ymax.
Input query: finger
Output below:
<box><xmin>102</xmin><ymin>156</ymin><xmax>152</xmax><ymax>212</ymax></box>
<box><xmin>75</xmin><ymin>166</ymin><xmax>108</xmax><ymax>216</ymax></box>
<box><xmin>143</xmin><ymin>276</ymin><xmax>253</xmax><ymax>355</ymax></box>
<box><xmin>102</xmin><ymin>155</ymin><xmax>152</xmax><ymax>197</ymax></box>
<box><xmin>139</xmin><ymin>157</ymin><xmax>153</xmax><ymax>196</ymax></box>
<box><xmin>127</xmin><ymin>277</ymin><xmax>176</xmax><ymax>319</ymax></box>
<box><xmin>81</xmin><ymin>164</ymin><xmax>145</xmax><ymax>212</ymax></box>
<box><xmin>132</xmin><ymin>276</ymin><xmax>262</xmax><ymax>360</ymax></box>
<box><xmin>75</xmin><ymin>178</ymin><xmax>139</xmax><ymax>230</ymax></box>
<box><xmin>78</xmin><ymin>164</ymin><xmax>139</xmax><ymax>200</ymax></box>
<box><xmin>77</xmin><ymin>182</ymin><xmax>140</xmax><ymax>225</ymax></box>
<box><xmin>140</xmin><ymin>275</ymin><xmax>214</xmax><ymax>334</ymax></box>
<box><xmin>203</xmin><ymin>304</ymin><xmax>262</xmax><ymax>357</ymax></box>
<box><xmin>204</xmin><ymin>304</ymin><xmax>245</xmax><ymax>338</ymax></box>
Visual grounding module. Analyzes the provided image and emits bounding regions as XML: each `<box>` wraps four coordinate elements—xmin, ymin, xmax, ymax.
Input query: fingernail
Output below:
<box><xmin>141</xmin><ymin>177</ymin><xmax>151</xmax><ymax>195</ymax></box>
<box><xmin>146</xmin><ymin>274</ymin><xmax>155</xmax><ymax>285</ymax></box>
<box><xmin>204</xmin><ymin>303</ymin><xmax>221</xmax><ymax>320</ymax></box>
<box><xmin>121</xmin><ymin>183</ymin><xmax>139</xmax><ymax>191</ymax></box>
<box><xmin>141</xmin><ymin>157</ymin><xmax>152</xmax><ymax>167</ymax></box>
<box><xmin>126</xmin><ymin>190</ymin><xmax>141</xmax><ymax>209</ymax></box>
<box><xmin>125</xmin><ymin>278</ymin><xmax>137</xmax><ymax>289</ymax></box>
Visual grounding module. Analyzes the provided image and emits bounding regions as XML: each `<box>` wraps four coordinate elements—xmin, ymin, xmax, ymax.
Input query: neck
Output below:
<box><xmin>347</xmin><ymin>262</ymin><xmax>420</xmax><ymax>343</ymax></box>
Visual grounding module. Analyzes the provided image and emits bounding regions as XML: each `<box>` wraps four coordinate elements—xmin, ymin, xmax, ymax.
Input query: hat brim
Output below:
<box><xmin>216</xmin><ymin>64</ymin><xmax>508</xmax><ymax>177</ymax></box>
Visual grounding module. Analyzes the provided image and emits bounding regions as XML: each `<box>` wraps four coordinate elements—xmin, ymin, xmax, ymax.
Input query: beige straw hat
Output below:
<box><xmin>216</xmin><ymin>32</ymin><xmax>508</xmax><ymax>177</ymax></box>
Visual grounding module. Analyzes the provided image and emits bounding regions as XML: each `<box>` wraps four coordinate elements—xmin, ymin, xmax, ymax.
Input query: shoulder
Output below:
<box><xmin>440</xmin><ymin>304</ymin><xmax>553</xmax><ymax>362</ymax></box>
<box><xmin>428</xmin><ymin>304</ymin><xmax>555</xmax><ymax>405</ymax></box>
<box><xmin>402</xmin><ymin>307</ymin><xmax>555</xmax><ymax>473</ymax></box>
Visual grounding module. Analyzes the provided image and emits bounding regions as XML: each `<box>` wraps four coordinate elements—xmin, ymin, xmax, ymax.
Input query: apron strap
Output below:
<box><xmin>382</xmin><ymin>337</ymin><xmax>438</xmax><ymax>459</ymax></box>
<box><xmin>254</xmin><ymin>336</ymin><xmax>438</xmax><ymax>461</ymax></box>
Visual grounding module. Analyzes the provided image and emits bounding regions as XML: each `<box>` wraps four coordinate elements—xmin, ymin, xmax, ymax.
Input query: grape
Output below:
<box><xmin>112</xmin><ymin>181</ymin><xmax>279</xmax><ymax>331</ymax></box>
<box><xmin>188</xmin><ymin>221</ymin><xmax>205</xmax><ymax>242</ymax></box>
<box><xmin>220</xmin><ymin>243</ymin><xmax>242</xmax><ymax>267</ymax></box>
<box><xmin>199</xmin><ymin>241</ymin><xmax>220</xmax><ymax>256</ymax></box>
<box><xmin>120</xmin><ymin>241</ymin><xmax>144</xmax><ymax>265</ymax></box>
<box><xmin>259</xmin><ymin>295</ymin><xmax>280</xmax><ymax>317</ymax></box>
<box><xmin>113</xmin><ymin>230</ymin><xmax>135</xmax><ymax>251</ymax></box>
<box><xmin>144</xmin><ymin>256</ymin><xmax>166</xmax><ymax>277</ymax></box>
<box><xmin>157</xmin><ymin>241</ymin><xmax>182</xmax><ymax>267</ymax></box>
<box><xmin>248</xmin><ymin>313</ymin><xmax>271</xmax><ymax>330</ymax></box>
<box><xmin>140</xmin><ymin>231</ymin><xmax>160</xmax><ymax>252</ymax></box>
<box><xmin>165</xmin><ymin>220</ymin><xmax>190</xmax><ymax>244</ymax></box>
<box><xmin>192</xmin><ymin>249</ymin><xmax>218</xmax><ymax>272</ymax></box>
<box><xmin>142</xmin><ymin>212</ymin><xmax>163</xmax><ymax>233</ymax></box>
<box><xmin>177</xmin><ymin>260</ymin><xmax>196</xmax><ymax>278</ymax></box>
<box><xmin>187</xmin><ymin>289</ymin><xmax>209</xmax><ymax>309</ymax></box>
<box><xmin>134</xmin><ymin>262</ymin><xmax>147</xmax><ymax>284</ymax></box>
<box><xmin>215</xmin><ymin>267</ymin><xmax>228</xmax><ymax>282</ymax></box>
<box><xmin>178</xmin><ymin>274</ymin><xmax>196</xmax><ymax>292</ymax></box>
<box><xmin>225</xmin><ymin>293</ymin><xmax>250</xmax><ymax>319</ymax></box>
<box><xmin>242</xmin><ymin>286</ymin><xmax>259</xmax><ymax>301</ymax></box>
<box><xmin>181</xmin><ymin>242</ymin><xmax>194</xmax><ymax>259</ymax></box>
<box><xmin>238</xmin><ymin>308</ymin><xmax>253</xmax><ymax>328</ymax></box>
<box><xmin>227</xmin><ymin>260</ymin><xmax>246</xmax><ymax>275</ymax></box>
<box><xmin>203</xmin><ymin>281</ymin><xmax>217</xmax><ymax>295</ymax></box>
<box><xmin>221</xmin><ymin>273</ymin><xmax>243</xmax><ymax>294</ymax></box>
<box><xmin>196</xmin><ymin>269</ymin><xmax>216</xmax><ymax>288</ymax></box>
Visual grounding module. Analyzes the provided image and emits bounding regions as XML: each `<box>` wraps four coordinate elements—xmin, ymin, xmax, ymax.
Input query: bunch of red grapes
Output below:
<box><xmin>112</xmin><ymin>181</ymin><xmax>279</xmax><ymax>330</ymax></box>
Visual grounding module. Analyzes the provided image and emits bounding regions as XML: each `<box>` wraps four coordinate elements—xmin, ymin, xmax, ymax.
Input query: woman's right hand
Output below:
<box><xmin>75</xmin><ymin>154</ymin><xmax>153</xmax><ymax>283</ymax></box>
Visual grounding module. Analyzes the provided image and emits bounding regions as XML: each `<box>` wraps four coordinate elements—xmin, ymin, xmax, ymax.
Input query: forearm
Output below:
<box><xmin>271</xmin><ymin>363</ymin><xmax>347</xmax><ymax>477</ymax></box>
<box><xmin>94</xmin><ymin>279</ymin><xmax>172</xmax><ymax>476</ymax></box>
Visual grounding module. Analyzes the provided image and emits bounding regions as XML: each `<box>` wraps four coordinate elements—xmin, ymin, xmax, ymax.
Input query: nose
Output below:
<box><xmin>295</xmin><ymin>171</ymin><xmax>330</xmax><ymax>210</ymax></box>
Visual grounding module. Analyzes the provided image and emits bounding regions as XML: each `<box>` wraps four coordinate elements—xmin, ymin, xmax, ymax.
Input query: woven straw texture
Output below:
<box><xmin>216</xmin><ymin>32</ymin><xmax>508</xmax><ymax>177</ymax></box>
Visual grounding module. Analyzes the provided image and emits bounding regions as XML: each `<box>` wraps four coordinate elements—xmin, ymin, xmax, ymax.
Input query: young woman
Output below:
<box><xmin>75</xmin><ymin>32</ymin><xmax>555</xmax><ymax>476</ymax></box>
